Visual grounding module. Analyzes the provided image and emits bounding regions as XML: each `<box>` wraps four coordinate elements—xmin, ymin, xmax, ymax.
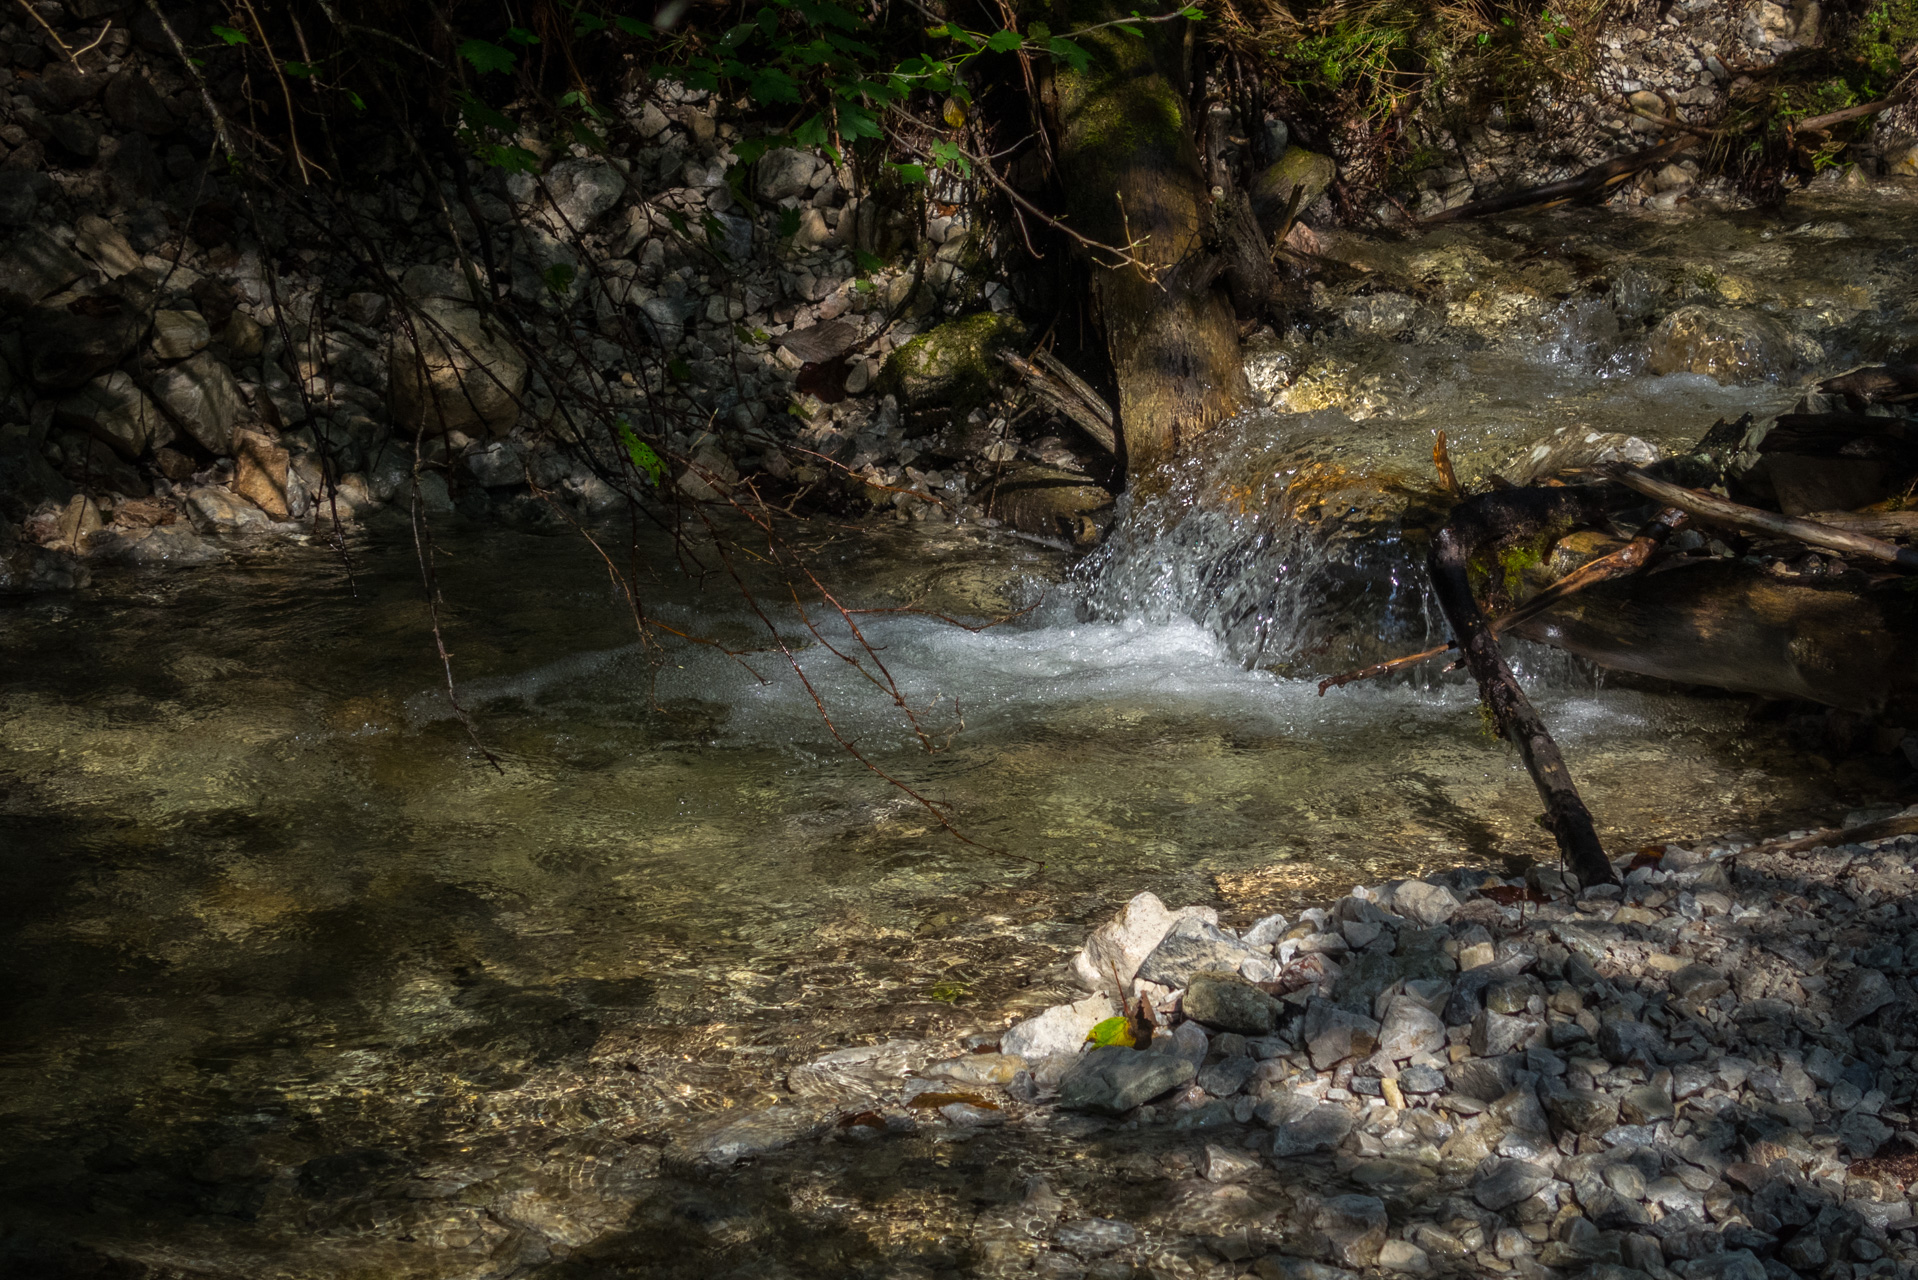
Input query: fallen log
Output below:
<box><xmin>1000</xmin><ymin>351</ymin><xmax>1118</xmax><ymax>456</ymax></box>
<box><xmin>1428</xmin><ymin>487</ymin><xmax>1620</xmax><ymax>888</ymax></box>
<box><xmin>1760</xmin><ymin>812</ymin><xmax>1918</xmax><ymax>855</ymax></box>
<box><xmin>1605</xmin><ymin>465</ymin><xmax>1918</xmax><ymax>571</ymax></box>
<box><xmin>1420</xmin><ymin>135</ymin><xmax>1700</xmax><ymax>226</ymax></box>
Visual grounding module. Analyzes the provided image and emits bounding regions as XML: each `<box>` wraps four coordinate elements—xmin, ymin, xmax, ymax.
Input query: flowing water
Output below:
<box><xmin>3</xmin><ymin>185</ymin><xmax>1915</xmax><ymax>1275</ymax></box>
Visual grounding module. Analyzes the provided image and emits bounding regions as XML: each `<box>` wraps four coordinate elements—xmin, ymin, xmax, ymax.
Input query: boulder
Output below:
<box><xmin>1072</xmin><ymin>891</ymin><xmax>1216</xmax><ymax>996</ymax></box>
<box><xmin>1472</xmin><ymin>1158</ymin><xmax>1552</xmax><ymax>1211</ymax></box>
<box><xmin>73</xmin><ymin>214</ymin><xmax>142</xmax><ymax>278</ymax></box>
<box><xmin>1377</xmin><ymin>995</ymin><xmax>1445</xmax><ymax>1061</ymax></box>
<box><xmin>1646</xmin><ymin>306</ymin><xmax>1797</xmax><ymax>383</ymax></box>
<box><xmin>104</xmin><ymin>69</ymin><xmax>177</xmax><ymax>134</ymax></box>
<box><xmin>1000</xmin><ymin>992</ymin><xmax>1118</xmax><ymax>1062</ymax></box>
<box><xmin>151</xmin><ymin>309</ymin><xmax>211</xmax><ymax>360</ymax></box>
<box><xmin>388</xmin><ymin>298</ymin><xmax>529</xmax><ymax>439</ymax></box>
<box><xmin>1139</xmin><ymin>917</ymin><xmax>1265</xmax><ymax>988</ymax></box>
<box><xmin>1182</xmin><ymin>971</ymin><xmax>1280</xmax><ymax>1036</ymax></box>
<box><xmin>152</xmin><ymin>352</ymin><xmax>244</xmax><ymax>455</ymax></box>
<box><xmin>1251</xmin><ymin>146</ymin><xmax>1337</xmax><ymax>229</ymax></box>
<box><xmin>756</xmin><ymin>148</ymin><xmax>818</xmax><ymax>201</ymax></box>
<box><xmin>1390</xmin><ymin>881</ymin><xmax>1460</xmax><ymax>927</ymax></box>
<box><xmin>56</xmin><ymin>372</ymin><xmax>170</xmax><ymax>459</ymax></box>
<box><xmin>1057</xmin><ymin>1045</ymin><xmax>1195</xmax><ymax>1114</ymax></box>
<box><xmin>1271</xmin><ymin>1104</ymin><xmax>1357</xmax><ymax>1157</ymax></box>
<box><xmin>1312</xmin><ymin>1194</ymin><xmax>1387</xmax><ymax>1267</ymax></box>
<box><xmin>875</xmin><ymin>311</ymin><xmax>1024</xmax><ymax>413</ymax></box>
<box><xmin>232</xmin><ymin>430</ymin><xmax>291</xmax><ymax>520</ymax></box>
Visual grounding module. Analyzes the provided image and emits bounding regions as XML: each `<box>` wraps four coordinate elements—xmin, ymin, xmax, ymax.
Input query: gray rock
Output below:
<box><xmin>1055</xmin><ymin>1218</ymin><xmax>1137</xmax><ymax>1256</ymax></box>
<box><xmin>1619</xmin><ymin>1084</ymin><xmax>1675</xmax><ymax>1124</ymax></box>
<box><xmin>1378</xmin><ymin>995</ymin><xmax>1445</xmax><ymax>1061</ymax></box>
<box><xmin>1377</xmin><ymin>1240</ymin><xmax>1430</xmax><ymax>1274</ymax></box>
<box><xmin>1271</xmin><ymin>1104</ymin><xmax>1357</xmax><ymax>1157</ymax></box>
<box><xmin>1301</xmin><ymin>999</ymin><xmax>1381</xmax><ymax>1069</ymax></box>
<box><xmin>1507</xmin><ymin>424</ymin><xmax>1660</xmax><ymax>485</ymax></box>
<box><xmin>1398</xmin><ymin>1064</ymin><xmax>1446</xmax><ymax>1094</ymax></box>
<box><xmin>1072</xmin><ymin>891</ymin><xmax>1216</xmax><ymax>996</ymax></box>
<box><xmin>1682</xmin><ymin>1250</ymin><xmax>1767</xmax><ymax>1280</ymax></box>
<box><xmin>1473</xmin><ymin>1159</ymin><xmax>1552</xmax><ymax>1211</ymax></box>
<box><xmin>1138</xmin><ymin>917</ymin><xmax>1264</xmax><ymax>988</ymax></box>
<box><xmin>1243</xmin><ymin>913</ymin><xmax>1290</xmax><ymax>948</ymax></box>
<box><xmin>1183</xmin><ymin>971</ymin><xmax>1279</xmax><ymax>1036</ymax></box>
<box><xmin>1545</xmin><ymin>1090</ymin><xmax>1620</xmax><ymax>1136</ymax></box>
<box><xmin>0</xmin><ymin>227</ymin><xmax>87</xmax><ymax>305</ymax></box>
<box><xmin>756</xmin><ymin>148</ymin><xmax>819</xmax><ymax>201</ymax></box>
<box><xmin>1669</xmin><ymin>964</ymin><xmax>1730</xmax><ymax>1004</ymax></box>
<box><xmin>1196</xmin><ymin>1054</ymin><xmax>1260</xmax><ymax>1098</ymax></box>
<box><xmin>1392</xmin><ymin>881</ymin><xmax>1461</xmax><ymax>927</ymax></box>
<box><xmin>105</xmin><ymin>70</ymin><xmax>177</xmax><ymax>135</ymax></box>
<box><xmin>150</xmin><ymin>309</ymin><xmax>211</xmax><ymax>360</ymax></box>
<box><xmin>1597</xmin><ymin>1019</ymin><xmax>1665</xmax><ymax>1068</ymax></box>
<box><xmin>56</xmin><ymin>372</ymin><xmax>169</xmax><ymax>459</ymax></box>
<box><xmin>73</xmin><ymin>215</ymin><xmax>142</xmax><ymax>278</ymax></box>
<box><xmin>1444</xmin><ymin>951</ymin><xmax>1534</xmax><ymax>1026</ymax></box>
<box><xmin>1647</xmin><ymin>306</ymin><xmax>1797</xmax><ymax>383</ymax></box>
<box><xmin>0</xmin><ymin>171</ymin><xmax>48</xmax><ymax>227</ymax></box>
<box><xmin>152</xmin><ymin>352</ymin><xmax>244</xmax><ymax>455</ymax></box>
<box><xmin>1312</xmin><ymin>1193</ymin><xmax>1387</xmax><ymax>1267</ymax></box>
<box><xmin>465</xmin><ymin>441</ymin><xmax>527</xmax><ymax>488</ymax></box>
<box><xmin>1832</xmin><ymin>969</ymin><xmax>1894</xmax><ymax>1028</ymax></box>
<box><xmin>1837</xmin><ymin>1109</ymin><xmax>1892</xmax><ymax>1158</ymax></box>
<box><xmin>1472</xmin><ymin>1010</ymin><xmax>1539</xmax><ymax>1057</ymax></box>
<box><xmin>1199</xmin><ymin>1142</ymin><xmax>1262</xmax><ymax>1183</ymax></box>
<box><xmin>1447</xmin><ymin>1053</ymin><xmax>1524</xmax><ymax>1102</ymax></box>
<box><xmin>1002</xmin><ymin>992</ymin><xmax>1119</xmax><ymax>1062</ymax></box>
<box><xmin>1057</xmin><ymin>1046</ymin><xmax>1195</xmax><ymax>1115</ymax></box>
<box><xmin>388</xmin><ymin>298</ymin><xmax>529</xmax><ymax>439</ymax></box>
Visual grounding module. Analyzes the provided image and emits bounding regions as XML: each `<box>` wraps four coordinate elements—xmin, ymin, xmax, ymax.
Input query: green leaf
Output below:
<box><xmin>929</xmin><ymin>139</ymin><xmax>971</xmax><ymax>175</ymax></box>
<box><xmin>457</xmin><ymin>91</ymin><xmax>519</xmax><ymax>135</ymax></box>
<box><xmin>345</xmin><ymin>89</ymin><xmax>367</xmax><ymax>110</ymax></box>
<box><xmin>985</xmin><ymin>28</ymin><xmax>1023</xmax><ymax>52</ymax></box>
<box><xmin>893</xmin><ymin>162</ymin><xmax>929</xmax><ymax>184</ymax></box>
<box><xmin>664</xmin><ymin>210</ymin><xmax>689</xmax><ymax>236</ymax></box>
<box><xmin>1028</xmin><ymin>20</ymin><xmax>1051</xmax><ymax>40</ymax></box>
<box><xmin>505</xmin><ymin>25</ymin><xmax>540</xmax><ymax>44</ymax></box>
<box><xmin>615</xmin><ymin>419</ymin><xmax>666</xmax><ymax>486</ymax></box>
<box><xmin>475</xmin><ymin>143</ymin><xmax>541</xmax><ymax>172</ymax></box>
<box><xmin>733</xmin><ymin>138</ymin><xmax>771</xmax><ymax>166</ymax></box>
<box><xmin>667</xmin><ymin>358</ymin><xmax>693</xmax><ymax>382</ymax></box>
<box><xmin>1114</xmin><ymin>20</ymin><xmax>1146</xmax><ymax>38</ymax></box>
<box><xmin>211</xmin><ymin>24</ymin><xmax>249</xmax><ymax>44</ymax></box>
<box><xmin>1180</xmin><ymin>5</ymin><xmax>1205</xmax><ymax>19</ymax></box>
<box><xmin>837</xmin><ymin>102</ymin><xmax>882</xmax><ymax>141</ymax></box>
<box><xmin>854</xmin><ymin>249</ymin><xmax>884</xmax><ymax>274</ymax></box>
<box><xmin>748</xmin><ymin>67</ymin><xmax>800</xmax><ymax>103</ymax></box>
<box><xmin>574</xmin><ymin>13</ymin><xmax>607</xmax><ymax>36</ymax></box>
<box><xmin>778</xmin><ymin>206</ymin><xmax>802</xmax><ymax>238</ymax></box>
<box><xmin>458</xmin><ymin>39</ymin><xmax>518</xmax><ymax>74</ymax></box>
<box><xmin>1088</xmin><ymin>1016</ymin><xmax>1135</xmax><ymax>1048</ymax></box>
<box><xmin>571</xmin><ymin>120</ymin><xmax>608</xmax><ymax>152</ymax></box>
<box><xmin>542</xmin><ymin>262</ymin><xmax>577</xmax><ymax>295</ymax></box>
<box><xmin>792</xmin><ymin>113</ymin><xmax>831</xmax><ymax>149</ymax></box>
<box><xmin>283</xmin><ymin>60</ymin><xmax>313</xmax><ymax>78</ymax></box>
<box><xmin>1046</xmin><ymin>36</ymin><xmax>1090</xmax><ymax>72</ymax></box>
<box><xmin>615</xmin><ymin>16</ymin><xmax>654</xmax><ymax>37</ymax></box>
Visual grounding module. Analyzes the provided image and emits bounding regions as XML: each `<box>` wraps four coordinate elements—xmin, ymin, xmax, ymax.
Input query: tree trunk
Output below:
<box><xmin>1050</xmin><ymin>3</ymin><xmax>1247</xmax><ymax>484</ymax></box>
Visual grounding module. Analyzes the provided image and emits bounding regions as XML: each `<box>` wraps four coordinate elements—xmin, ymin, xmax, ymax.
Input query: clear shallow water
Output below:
<box><xmin>4</xmin><ymin>186</ymin><xmax>1915</xmax><ymax>1274</ymax></box>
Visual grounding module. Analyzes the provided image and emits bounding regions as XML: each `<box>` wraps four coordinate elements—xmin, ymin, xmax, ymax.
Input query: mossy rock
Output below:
<box><xmin>1251</xmin><ymin>147</ymin><xmax>1337</xmax><ymax>228</ymax></box>
<box><xmin>875</xmin><ymin>312</ymin><xmax>1025</xmax><ymax>413</ymax></box>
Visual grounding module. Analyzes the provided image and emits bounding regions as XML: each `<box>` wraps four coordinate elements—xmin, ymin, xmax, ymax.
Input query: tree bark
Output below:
<box><xmin>1050</xmin><ymin>2</ymin><xmax>1247</xmax><ymax>484</ymax></box>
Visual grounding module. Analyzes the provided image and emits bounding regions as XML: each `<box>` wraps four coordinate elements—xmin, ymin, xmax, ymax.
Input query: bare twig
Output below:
<box><xmin>1605</xmin><ymin>465</ymin><xmax>1918</xmax><ymax>571</ymax></box>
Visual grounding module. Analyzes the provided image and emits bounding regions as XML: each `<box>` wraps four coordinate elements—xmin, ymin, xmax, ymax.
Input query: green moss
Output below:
<box><xmin>874</xmin><ymin>312</ymin><xmax>1025</xmax><ymax>411</ymax></box>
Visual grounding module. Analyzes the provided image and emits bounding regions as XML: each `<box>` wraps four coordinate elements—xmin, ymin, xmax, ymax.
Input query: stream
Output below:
<box><xmin>3</xmin><ymin>185</ymin><xmax>1914</xmax><ymax>1276</ymax></box>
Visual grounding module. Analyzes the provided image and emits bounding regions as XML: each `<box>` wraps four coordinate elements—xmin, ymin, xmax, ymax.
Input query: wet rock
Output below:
<box><xmin>151</xmin><ymin>309</ymin><xmax>211</xmax><ymax>359</ymax></box>
<box><xmin>1508</xmin><ymin>425</ymin><xmax>1661</xmax><ymax>485</ymax></box>
<box><xmin>388</xmin><ymin>298</ymin><xmax>529</xmax><ymax>439</ymax></box>
<box><xmin>1057</xmin><ymin>1046</ymin><xmax>1195</xmax><ymax>1115</ymax></box>
<box><xmin>1378</xmin><ymin>995</ymin><xmax>1445</xmax><ymax>1061</ymax></box>
<box><xmin>0</xmin><ymin>172</ymin><xmax>48</xmax><ymax>227</ymax></box>
<box><xmin>23</xmin><ymin>306</ymin><xmax>142</xmax><ymax>389</ymax></box>
<box><xmin>1301</xmin><ymin>999</ymin><xmax>1381</xmax><ymax>1069</ymax></box>
<box><xmin>1002</xmin><ymin>992</ymin><xmax>1118</xmax><ymax>1062</ymax></box>
<box><xmin>152</xmin><ymin>352</ymin><xmax>244</xmax><ymax>455</ymax></box>
<box><xmin>232</xmin><ymin>430</ymin><xmax>292</xmax><ymax>520</ymax></box>
<box><xmin>979</xmin><ymin>464</ymin><xmax>1114</xmax><ymax>545</ymax></box>
<box><xmin>1391</xmin><ymin>881</ymin><xmax>1461</xmax><ymax>928</ymax></box>
<box><xmin>1200</xmin><ymin>1142</ymin><xmax>1262</xmax><ymax>1183</ymax></box>
<box><xmin>465</xmin><ymin>441</ymin><xmax>526</xmax><ymax>489</ymax></box>
<box><xmin>1257</xmin><ymin>1260</ymin><xmax>1359</xmax><ymax>1280</ymax></box>
<box><xmin>1473</xmin><ymin>1158</ymin><xmax>1552</xmax><ymax>1211</ymax></box>
<box><xmin>1055</xmin><ymin>1217</ymin><xmax>1137</xmax><ymax>1256</ymax></box>
<box><xmin>927</xmin><ymin>1053</ymin><xmax>1024</xmax><ymax>1087</ymax></box>
<box><xmin>939</xmin><ymin>1100</ymin><xmax>1004</xmax><ymax>1127</ymax></box>
<box><xmin>684</xmin><ymin>1106</ymin><xmax>829</xmax><ymax>1166</ymax></box>
<box><xmin>187</xmin><ymin>485</ymin><xmax>274</xmax><ymax>533</ymax></box>
<box><xmin>1180</xmin><ymin>971</ymin><xmax>1279</xmax><ymax>1036</ymax></box>
<box><xmin>1312</xmin><ymin>1193</ymin><xmax>1387</xmax><ymax>1267</ymax></box>
<box><xmin>1645</xmin><ymin>306</ymin><xmax>1797</xmax><ymax>383</ymax></box>
<box><xmin>1141</xmin><ymin>919</ymin><xmax>1265</xmax><ymax>989</ymax></box>
<box><xmin>1832</xmin><ymin>968</ymin><xmax>1894</xmax><ymax>1027</ymax></box>
<box><xmin>1271</xmin><ymin>1104</ymin><xmax>1356</xmax><ymax>1157</ymax></box>
<box><xmin>56</xmin><ymin>372</ymin><xmax>168</xmax><ymax>459</ymax></box>
<box><xmin>1073</xmin><ymin>892</ymin><xmax>1216</xmax><ymax>996</ymax></box>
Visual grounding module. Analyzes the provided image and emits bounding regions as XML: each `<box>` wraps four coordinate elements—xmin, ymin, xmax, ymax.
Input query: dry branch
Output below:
<box><xmin>1421</xmin><ymin>135</ymin><xmax>1701</xmax><ymax>225</ymax></box>
<box><xmin>1605</xmin><ymin>466</ymin><xmax>1918</xmax><ymax>571</ymax></box>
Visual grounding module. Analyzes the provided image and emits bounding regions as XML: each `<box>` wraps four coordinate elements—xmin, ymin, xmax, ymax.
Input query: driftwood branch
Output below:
<box><xmin>1318</xmin><ymin>507</ymin><xmax>1685</xmax><ymax>694</ymax></box>
<box><xmin>999</xmin><ymin>351</ymin><xmax>1118</xmax><ymax>455</ymax></box>
<box><xmin>1427</xmin><ymin>489</ymin><xmax>1621</xmax><ymax>888</ymax></box>
<box><xmin>1605</xmin><ymin>466</ymin><xmax>1918</xmax><ymax>571</ymax></box>
<box><xmin>1759</xmin><ymin>812</ymin><xmax>1918</xmax><ymax>854</ymax></box>
<box><xmin>1421</xmin><ymin>135</ymin><xmax>1700</xmax><ymax>225</ymax></box>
